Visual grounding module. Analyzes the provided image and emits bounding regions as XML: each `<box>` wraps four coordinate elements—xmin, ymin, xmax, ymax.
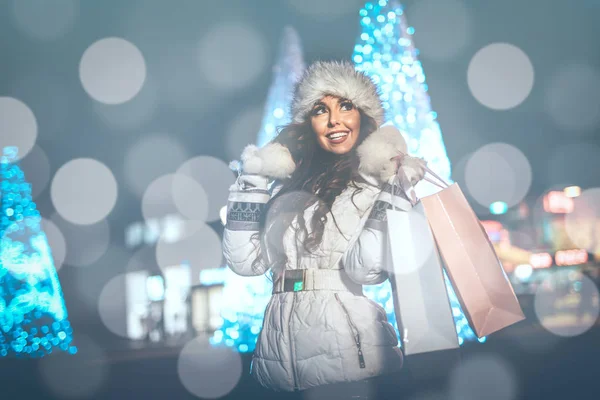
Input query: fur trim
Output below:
<box><xmin>291</xmin><ymin>61</ymin><xmax>385</xmax><ymax>126</ymax></box>
<box><xmin>241</xmin><ymin>143</ymin><xmax>296</xmax><ymax>179</ymax></box>
<box><xmin>356</xmin><ymin>125</ymin><xmax>408</xmax><ymax>182</ymax></box>
<box><xmin>238</xmin><ymin>126</ymin><xmax>413</xmax><ymax>184</ymax></box>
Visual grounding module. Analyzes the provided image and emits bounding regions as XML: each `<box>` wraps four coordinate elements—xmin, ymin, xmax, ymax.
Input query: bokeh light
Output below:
<box><xmin>0</xmin><ymin>97</ymin><xmax>38</xmax><ymax>161</ymax></box>
<box><xmin>177</xmin><ymin>337</ymin><xmax>243</xmax><ymax>399</ymax></box>
<box><xmin>93</xmin><ymin>78</ymin><xmax>159</xmax><ymax>131</ymax></box>
<box><xmin>514</xmin><ymin>264</ymin><xmax>533</xmax><ymax>282</ymax></box>
<box><xmin>172</xmin><ymin>173</ymin><xmax>210</xmax><ymax>222</ymax></box>
<box><xmin>71</xmin><ymin>245</ymin><xmax>132</xmax><ymax>315</ymax></box>
<box><xmin>534</xmin><ymin>273</ymin><xmax>599</xmax><ymax>337</ymax></box>
<box><xmin>450</xmin><ymin>152</ymin><xmax>490</xmax><ymax>216</ymax></box>
<box><xmin>467</xmin><ymin>43</ymin><xmax>534</xmax><ymax>110</ymax></box>
<box><xmin>79</xmin><ymin>37</ymin><xmax>147</xmax><ymax>105</ymax></box>
<box><xmin>449</xmin><ymin>354</ymin><xmax>518</xmax><ymax>400</ymax></box>
<box><xmin>11</xmin><ymin>0</ymin><xmax>78</xmax><ymax>41</ymax></box>
<box><xmin>124</xmin><ymin>134</ymin><xmax>189</xmax><ymax>198</ymax></box>
<box><xmin>465</xmin><ymin>143</ymin><xmax>532</xmax><ymax>208</ymax></box>
<box><xmin>408</xmin><ymin>0</ymin><xmax>471</xmax><ymax>61</ymax></box>
<box><xmin>38</xmin><ymin>334</ymin><xmax>109</xmax><ymax>399</ymax></box>
<box><xmin>18</xmin><ymin>144</ymin><xmax>51</xmax><ymax>199</ymax></box>
<box><xmin>155</xmin><ymin>221</ymin><xmax>223</xmax><ymax>282</ymax></box>
<box><xmin>98</xmin><ymin>273</ymin><xmax>129</xmax><ymax>339</ymax></box>
<box><xmin>225</xmin><ymin>106</ymin><xmax>265</xmax><ymax>162</ymax></box>
<box><xmin>565</xmin><ymin>188</ymin><xmax>600</xmax><ymax>252</ymax></box>
<box><xmin>50</xmin><ymin>158</ymin><xmax>118</xmax><ymax>225</ymax></box>
<box><xmin>141</xmin><ymin>173</ymin><xmax>209</xmax><ymax>223</ymax></box>
<box><xmin>126</xmin><ymin>246</ymin><xmax>160</xmax><ymax>274</ymax></box>
<box><xmin>509</xmin><ymin>229</ymin><xmax>535</xmax><ymax>250</ymax></box>
<box><xmin>41</xmin><ymin>217</ymin><xmax>67</xmax><ymax>271</ymax></box>
<box><xmin>50</xmin><ymin>214</ymin><xmax>111</xmax><ymax>268</ymax></box>
<box><xmin>8</xmin><ymin>75</ymin><xmax>72</xmax><ymax>142</ymax></box>
<box><xmin>176</xmin><ymin>156</ymin><xmax>236</xmax><ymax>223</ymax></box>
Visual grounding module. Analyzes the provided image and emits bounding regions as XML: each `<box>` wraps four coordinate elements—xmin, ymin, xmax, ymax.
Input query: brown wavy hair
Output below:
<box><xmin>251</xmin><ymin>109</ymin><xmax>378</xmax><ymax>274</ymax></box>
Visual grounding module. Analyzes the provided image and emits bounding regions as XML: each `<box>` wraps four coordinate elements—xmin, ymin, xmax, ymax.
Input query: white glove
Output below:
<box><xmin>237</xmin><ymin>174</ymin><xmax>269</xmax><ymax>191</ymax></box>
<box><xmin>240</xmin><ymin>143</ymin><xmax>295</xmax><ymax>179</ymax></box>
<box><xmin>229</xmin><ymin>142</ymin><xmax>295</xmax><ymax>192</ymax></box>
<box><xmin>357</xmin><ymin>125</ymin><xmax>409</xmax><ymax>183</ymax></box>
<box><xmin>397</xmin><ymin>155</ymin><xmax>427</xmax><ymax>185</ymax></box>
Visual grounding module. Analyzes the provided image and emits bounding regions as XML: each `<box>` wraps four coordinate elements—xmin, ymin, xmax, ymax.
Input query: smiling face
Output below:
<box><xmin>310</xmin><ymin>95</ymin><xmax>361</xmax><ymax>155</ymax></box>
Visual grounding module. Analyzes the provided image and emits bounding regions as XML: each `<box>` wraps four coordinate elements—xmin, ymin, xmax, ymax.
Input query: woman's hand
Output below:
<box><xmin>241</xmin><ymin>143</ymin><xmax>296</xmax><ymax>180</ymax></box>
<box><xmin>390</xmin><ymin>154</ymin><xmax>427</xmax><ymax>185</ymax></box>
<box><xmin>238</xmin><ymin>174</ymin><xmax>269</xmax><ymax>191</ymax></box>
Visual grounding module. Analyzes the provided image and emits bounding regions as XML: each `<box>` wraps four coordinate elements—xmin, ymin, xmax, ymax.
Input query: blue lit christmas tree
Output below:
<box><xmin>212</xmin><ymin>26</ymin><xmax>306</xmax><ymax>352</ymax></box>
<box><xmin>257</xmin><ymin>26</ymin><xmax>306</xmax><ymax>147</ymax></box>
<box><xmin>354</xmin><ymin>0</ymin><xmax>481</xmax><ymax>344</ymax></box>
<box><xmin>0</xmin><ymin>146</ymin><xmax>76</xmax><ymax>357</ymax></box>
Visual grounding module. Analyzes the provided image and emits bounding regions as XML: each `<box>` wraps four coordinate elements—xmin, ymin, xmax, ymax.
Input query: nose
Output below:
<box><xmin>327</xmin><ymin>109</ymin><xmax>340</xmax><ymax>127</ymax></box>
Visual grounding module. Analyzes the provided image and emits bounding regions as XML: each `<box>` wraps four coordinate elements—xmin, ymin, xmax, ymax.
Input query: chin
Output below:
<box><xmin>329</xmin><ymin>147</ymin><xmax>353</xmax><ymax>155</ymax></box>
<box><xmin>318</xmin><ymin>139</ymin><xmax>357</xmax><ymax>155</ymax></box>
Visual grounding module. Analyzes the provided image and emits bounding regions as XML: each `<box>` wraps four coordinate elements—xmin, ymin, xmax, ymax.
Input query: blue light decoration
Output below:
<box><xmin>256</xmin><ymin>26</ymin><xmax>306</xmax><ymax>147</ymax></box>
<box><xmin>0</xmin><ymin>146</ymin><xmax>76</xmax><ymax>357</ymax></box>
<box><xmin>354</xmin><ymin>0</ymin><xmax>483</xmax><ymax>344</ymax></box>
<box><xmin>212</xmin><ymin>26</ymin><xmax>306</xmax><ymax>352</ymax></box>
<box><xmin>490</xmin><ymin>201</ymin><xmax>509</xmax><ymax>215</ymax></box>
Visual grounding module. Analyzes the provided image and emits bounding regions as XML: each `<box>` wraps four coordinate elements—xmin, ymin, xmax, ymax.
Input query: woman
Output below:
<box><xmin>223</xmin><ymin>61</ymin><xmax>426</xmax><ymax>398</ymax></box>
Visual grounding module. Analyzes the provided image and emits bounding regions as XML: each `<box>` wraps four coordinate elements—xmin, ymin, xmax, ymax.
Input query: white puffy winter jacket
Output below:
<box><xmin>222</xmin><ymin>127</ymin><xmax>418</xmax><ymax>392</ymax></box>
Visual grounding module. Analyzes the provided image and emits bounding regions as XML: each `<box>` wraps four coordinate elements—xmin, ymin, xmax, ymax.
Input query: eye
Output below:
<box><xmin>340</xmin><ymin>101</ymin><xmax>354</xmax><ymax>111</ymax></box>
<box><xmin>311</xmin><ymin>105</ymin><xmax>326</xmax><ymax>115</ymax></box>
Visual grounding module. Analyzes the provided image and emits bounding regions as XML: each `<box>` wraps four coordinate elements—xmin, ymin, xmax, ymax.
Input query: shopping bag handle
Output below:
<box><xmin>422</xmin><ymin>164</ymin><xmax>450</xmax><ymax>189</ymax></box>
<box><xmin>390</xmin><ymin>154</ymin><xmax>451</xmax><ymax>209</ymax></box>
<box><xmin>392</xmin><ymin>162</ymin><xmax>418</xmax><ymax>209</ymax></box>
<box><xmin>394</xmin><ymin>152</ymin><xmax>450</xmax><ymax>190</ymax></box>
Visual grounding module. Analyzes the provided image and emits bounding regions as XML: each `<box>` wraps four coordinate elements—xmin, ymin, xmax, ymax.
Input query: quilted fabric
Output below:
<box><xmin>223</xmin><ymin>179</ymin><xmax>404</xmax><ymax>391</ymax></box>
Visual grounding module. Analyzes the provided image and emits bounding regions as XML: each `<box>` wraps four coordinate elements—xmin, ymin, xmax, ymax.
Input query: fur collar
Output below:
<box><xmin>241</xmin><ymin>125</ymin><xmax>407</xmax><ymax>184</ymax></box>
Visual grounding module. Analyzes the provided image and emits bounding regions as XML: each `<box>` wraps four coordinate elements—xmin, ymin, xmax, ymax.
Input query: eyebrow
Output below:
<box><xmin>312</xmin><ymin>97</ymin><xmax>351</xmax><ymax>109</ymax></box>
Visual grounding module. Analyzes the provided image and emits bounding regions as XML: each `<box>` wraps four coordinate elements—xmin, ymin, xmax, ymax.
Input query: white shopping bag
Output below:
<box><xmin>386</xmin><ymin>167</ymin><xmax>459</xmax><ymax>355</ymax></box>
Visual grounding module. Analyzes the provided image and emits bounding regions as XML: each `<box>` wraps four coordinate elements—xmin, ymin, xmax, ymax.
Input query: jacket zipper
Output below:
<box><xmin>289</xmin><ymin>291</ymin><xmax>300</xmax><ymax>389</ymax></box>
<box><xmin>334</xmin><ymin>293</ymin><xmax>366</xmax><ymax>369</ymax></box>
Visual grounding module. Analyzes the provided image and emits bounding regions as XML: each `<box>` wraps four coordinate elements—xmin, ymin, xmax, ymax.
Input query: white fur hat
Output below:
<box><xmin>291</xmin><ymin>60</ymin><xmax>385</xmax><ymax>126</ymax></box>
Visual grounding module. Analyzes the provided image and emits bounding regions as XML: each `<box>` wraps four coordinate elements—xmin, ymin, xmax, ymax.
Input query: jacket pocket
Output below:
<box><xmin>334</xmin><ymin>293</ymin><xmax>366</xmax><ymax>369</ymax></box>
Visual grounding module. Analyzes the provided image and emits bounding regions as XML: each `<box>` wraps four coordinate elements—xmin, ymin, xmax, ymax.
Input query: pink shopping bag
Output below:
<box><xmin>419</xmin><ymin>166</ymin><xmax>525</xmax><ymax>338</ymax></box>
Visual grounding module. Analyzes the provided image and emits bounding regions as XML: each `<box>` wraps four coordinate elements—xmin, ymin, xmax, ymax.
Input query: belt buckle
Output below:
<box><xmin>284</xmin><ymin>270</ymin><xmax>306</xmax><ymax>292</ymax></box>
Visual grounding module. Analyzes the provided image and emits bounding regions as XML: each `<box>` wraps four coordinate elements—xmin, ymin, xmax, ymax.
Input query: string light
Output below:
<box><xmin>0</xmin><ymin>146</ymin><xmax>76</xmax><ymax>358</ymax></box>
<box><xmin>213</xmin><ymin>27</ymin><xmax>305</xmax><ymax>352</ymax></box>
<box><xmin>354</xmin><ymin>1</ymin><xmax>480</xmax><ymax>344</ymax></box>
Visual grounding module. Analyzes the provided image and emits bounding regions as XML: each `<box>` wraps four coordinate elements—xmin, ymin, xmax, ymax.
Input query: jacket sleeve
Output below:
<box><xmin>222</xmin><ymin>177</ymin><xmax>279</xmax><ymax>277</ymax></box>
<box><xmin>341</xmin><ymin>177</ymin><xmax>412</xmax><ymax>285</ymax></box>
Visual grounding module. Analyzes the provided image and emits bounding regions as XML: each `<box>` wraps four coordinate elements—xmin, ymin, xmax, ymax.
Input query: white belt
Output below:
<box><xmin>272</xmin><ymin>269</ymin><xmax>363</xmax><ymax>295</ymax></box>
